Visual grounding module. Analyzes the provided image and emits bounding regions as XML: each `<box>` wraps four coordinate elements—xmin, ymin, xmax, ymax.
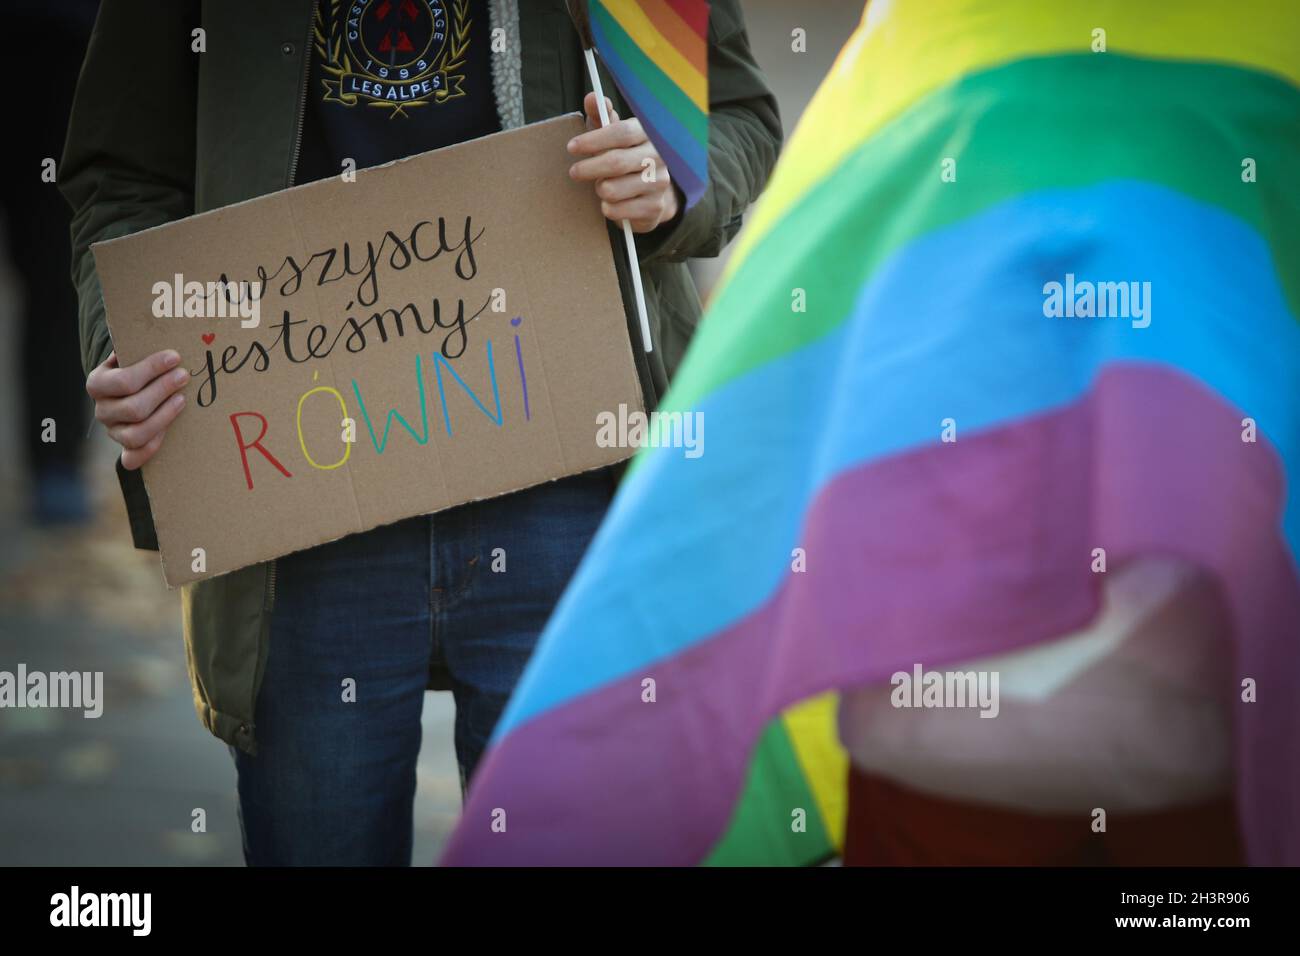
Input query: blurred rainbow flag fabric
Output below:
<box><xmin>444</xmin><ymin>0</ymin><xmax>1300</xmax><ymax>865</ymax></box>
<box><xmin>586</xmin><ymin>0</ymin><xmax>710</xmax><ymax>208</ymax></box>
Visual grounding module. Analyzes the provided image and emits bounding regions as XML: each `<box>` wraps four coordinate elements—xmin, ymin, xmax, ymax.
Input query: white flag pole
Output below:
<box><xmin>584</xmin><ymin>47</ymin><xmax>654</xmax><ymax>354</ymax></box>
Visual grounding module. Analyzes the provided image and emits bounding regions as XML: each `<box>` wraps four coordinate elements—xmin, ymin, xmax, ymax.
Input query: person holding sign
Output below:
<box><xmin>62</xmin><ymin>0</ymin><xmax>780</xmax><ymax>866</ymax></box>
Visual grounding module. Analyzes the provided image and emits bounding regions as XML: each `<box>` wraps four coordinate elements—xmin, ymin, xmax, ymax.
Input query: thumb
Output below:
<box><xmin>583</xmin><ymin>91</ymin><xmax>617</xmax><ymax>127</ymax></box>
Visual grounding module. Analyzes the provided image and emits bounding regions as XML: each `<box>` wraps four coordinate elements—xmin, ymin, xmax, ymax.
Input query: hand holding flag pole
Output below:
<box><xmin>582</xmin><ymin>48</ymin><xmax>655</xmax><ymax>354</ymax></box>
<box><xmin>566</xmin><ymin>0</ymin><xmax>712</xmax><ymax>355</ymax></box>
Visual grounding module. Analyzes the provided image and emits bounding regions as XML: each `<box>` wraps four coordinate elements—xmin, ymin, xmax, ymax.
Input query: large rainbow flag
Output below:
<box><xmin>443</xmin><ymin>0</ymin><xmax>1300</xmax><ymax>865</ymax></box>
<box><xmin>584</xmin><ymin>0</ymin><xmax>710</xmax><ymax>208</ymax></box>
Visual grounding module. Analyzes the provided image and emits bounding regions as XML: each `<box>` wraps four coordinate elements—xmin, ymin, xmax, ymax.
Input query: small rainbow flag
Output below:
<box><xmin>579</xmin><ymin>0</ymin><xmax>710</xmax><ymax>209</ymax></box>
<box><xmin>444</xmin><ymin>0</ymin><xmax>1300</xmax><ymax>865</ymax></box>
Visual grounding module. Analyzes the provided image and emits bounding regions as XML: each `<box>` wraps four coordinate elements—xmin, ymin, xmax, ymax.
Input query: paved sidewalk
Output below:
<box><xmin>0</xmin><ymin>497</ymin><xmax>464</xmax><ymax>866</ymax></box>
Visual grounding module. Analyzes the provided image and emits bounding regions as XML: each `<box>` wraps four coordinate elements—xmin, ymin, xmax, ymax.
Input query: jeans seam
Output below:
<box><xmin>453</xmin><ymin>508</ymin><xmax>480</xmax><ymax>604</ymax></box>
<box><xmin>428</xmin><ymin>515</ymin><xmax>442</xmax><ymax>663</ymax></box>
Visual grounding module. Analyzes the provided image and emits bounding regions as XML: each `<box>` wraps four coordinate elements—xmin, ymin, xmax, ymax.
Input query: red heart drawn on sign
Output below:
<box><xmin>201</xmin><ymin>333</ymin><xmax>216</xmax><ymax>345</ymax></box>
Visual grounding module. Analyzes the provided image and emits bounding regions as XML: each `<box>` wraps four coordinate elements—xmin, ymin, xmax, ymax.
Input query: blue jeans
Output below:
<box><xmin>232</xmin><ymin>470</ymin><xmax>613</xmax><ymax>865</ymax></box>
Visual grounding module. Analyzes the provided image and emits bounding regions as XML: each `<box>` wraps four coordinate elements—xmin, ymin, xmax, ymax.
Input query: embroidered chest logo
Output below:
<box><xmin>315</xmin><ymin>0</ymin><xmax>472</xmax><ymax>118</ymax></box>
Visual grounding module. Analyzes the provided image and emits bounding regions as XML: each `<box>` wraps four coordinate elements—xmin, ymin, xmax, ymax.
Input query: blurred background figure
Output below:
<box><xmin>1</xmin><ymin>0</ymin><xmax>98</xmax><ymax>525</ymax></box>
<box><xmin>0</xmin><ymin>1</ymin><xmax>857</xmax><ymax>866</ymax></box>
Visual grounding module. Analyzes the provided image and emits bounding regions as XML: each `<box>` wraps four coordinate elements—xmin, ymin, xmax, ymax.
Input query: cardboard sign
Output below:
<box><xmin>93</xmin><ymin>116</ymin><xmax>644</xmax><ymax>587</ymax></box>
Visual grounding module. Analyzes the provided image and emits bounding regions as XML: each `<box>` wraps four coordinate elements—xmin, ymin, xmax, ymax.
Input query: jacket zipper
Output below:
<box><xmin>287</xmin><ymin>0</ymin><xmax>317</xmax><ymax>187</ymax></box>
<box><xmin>264</xmin><ymin>560</ymin><xmax>279</xmax><ymax>612</ymax></box>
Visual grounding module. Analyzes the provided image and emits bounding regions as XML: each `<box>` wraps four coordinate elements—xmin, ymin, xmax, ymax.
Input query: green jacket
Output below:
<box><xmin>61</xmin><ymin>0</ymin><xmax>780</xmax><ymax>755</ymax></box>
